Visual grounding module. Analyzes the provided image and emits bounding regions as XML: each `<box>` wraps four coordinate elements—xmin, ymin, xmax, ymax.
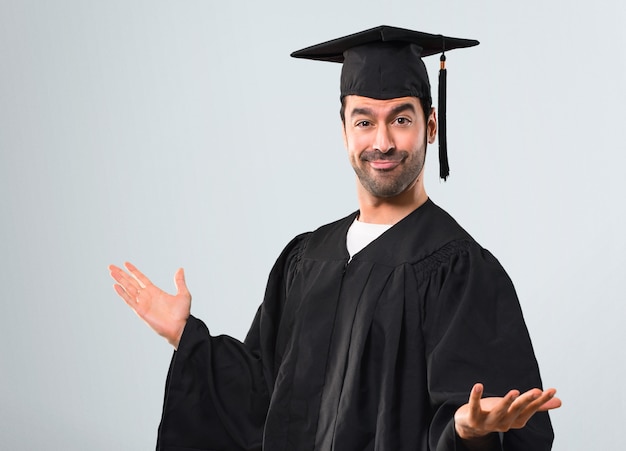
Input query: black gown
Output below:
<box><xmin>156</xmin><ymin>199</ymin><xmax>554</xmax><ymax>451</ymax></box>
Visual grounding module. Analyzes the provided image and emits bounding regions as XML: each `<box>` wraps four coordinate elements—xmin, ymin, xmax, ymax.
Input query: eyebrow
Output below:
<box><xmin>350</xmin><ymin>102</ymin><xmax>417</xmax><ymax>119</ymax></box>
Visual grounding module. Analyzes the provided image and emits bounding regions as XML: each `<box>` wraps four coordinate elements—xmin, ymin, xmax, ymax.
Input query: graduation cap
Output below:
<box><xmin>291</xmin><ymin>25</ymin><xmax>479</xmax><ymax>180</ymax></box>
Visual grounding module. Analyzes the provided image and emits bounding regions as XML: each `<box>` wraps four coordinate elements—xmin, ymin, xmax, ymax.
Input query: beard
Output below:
<box><xmin>352</xmin><ymin>144</ymin><xmax>426</xmax><ymax>198</ymax></box>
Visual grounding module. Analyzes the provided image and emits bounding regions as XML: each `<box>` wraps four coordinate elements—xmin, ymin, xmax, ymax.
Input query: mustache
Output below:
<box><xmin>360</xmin><ymin>149</ymin><xmax>408</xmax><ymax>162</ymax></box>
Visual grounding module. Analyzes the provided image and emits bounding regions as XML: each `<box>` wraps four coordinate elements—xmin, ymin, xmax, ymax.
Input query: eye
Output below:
<box><xmin>394</xmin><ymin>117</ymin><xmax>412</xmax><ymax>126</ymax></box>
<box><xmin>355</xmin><ymin>120</ymin><xmax>372</xmax><ymax>128</ymax></box>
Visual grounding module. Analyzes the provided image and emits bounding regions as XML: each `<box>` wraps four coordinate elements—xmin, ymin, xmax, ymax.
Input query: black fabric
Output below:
<box><xmin>290</xmin><ymin>25</ymin><xmax>479</xmax><ymax>62</ymax></box>
<box><xmin>290</xmin><ymin>25</ymin><xmax>478</xmax><ymax>104</ymax></box>
<box><xmin>156</xmin><ymin>199</ymin><xmax>554</xmax><ymax>451</ymax></box>
<box><xmin>339</xmin><ymin>42</ymin><xmax>431</xmax><ymax>103</ymax></box>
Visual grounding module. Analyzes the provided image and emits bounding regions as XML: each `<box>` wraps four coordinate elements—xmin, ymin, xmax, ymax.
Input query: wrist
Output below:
<box><xmin>455</xmin><ymin>420</ymin><xmax>479</xmax><ymax>439</ymax></box>
<box><xmin>165</xmin><ymin>317</ymin><xmax>189</xmax><ymax>350</ymax></box>
<box><xmin>455</xmin><ymin>424</ymin><xmax>499</xmax><ymax>451</ymax></box>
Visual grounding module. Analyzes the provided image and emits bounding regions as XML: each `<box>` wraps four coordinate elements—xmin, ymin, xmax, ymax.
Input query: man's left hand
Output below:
<box><xmin>454</xmin><ymin>383</ymin><xmax>561</xmax><ymax>441</ymax></box>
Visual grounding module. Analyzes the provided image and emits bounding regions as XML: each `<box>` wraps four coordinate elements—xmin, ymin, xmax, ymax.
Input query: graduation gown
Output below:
<box><xmin>156</xmin><ymin>199</ymin><xmax>554</xmax><ymax>451</ymax></box>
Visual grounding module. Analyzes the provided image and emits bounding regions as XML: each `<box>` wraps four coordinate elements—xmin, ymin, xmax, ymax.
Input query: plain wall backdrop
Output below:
<box><xmin>1</xmin><ymin>0</ymin><xmax>624</xmax><ymax>449</ymax></box>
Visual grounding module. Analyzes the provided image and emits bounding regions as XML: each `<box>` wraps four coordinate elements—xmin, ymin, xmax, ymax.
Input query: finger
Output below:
<box><xmin>108</xmin><ymin>264</ymin><xmax>128</xmax><ymax>281</ymax></box>
<box><xmin>489</xmin><ymin>389</ymin><xmax>520</xmax><ymax>418</ymax></box>
<box><xmin>468</xmin><ymin>383</ymin><xmax>484</xmax><ymax>417</ymax></box>
<box><xmin>507</xmin><ymin>388</ymin><xmax>557</xmax><ymax>428</ymax></box>
<box><xmin>110</xmin><ymin>265</ymin><xmax>141</xmax><ymax>294</ymax></box>
<box><xmin>174</xmin><ymin>268</ymin><xmax>190</xmax><ymax>297</ymax></box>
<box><xmin>538</xmin><ymin>389</ymin><xmax>561</xmax><ymax>411</ymax></box>
<box><xmin>113</xmin><ymin>283</ymin><xmax>138</xmax><ymax>309</ymax></box>
<box><xmin>540</xmin><ymin>397</ymin><xmax>562</xmax><ymax>411</ymax></box>
<box><xmin>511</xmin><ymin>388</ymin><xmax>545</xmax><ymax>411</ymax></box>
<box><xmin>523</xmin><ymin>388</ymin><xmax>560</xmax><ymax>412</ymax></box>
<box><xmin>124</xmin><ymin>261</ymin><xmax>152</xmax><ymax>288</ymax></box>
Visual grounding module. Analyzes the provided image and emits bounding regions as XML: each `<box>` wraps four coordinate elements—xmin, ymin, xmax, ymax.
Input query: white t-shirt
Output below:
<box><xmin>346</xmin><ymin>218</ymin><xmax>393</xmax><ymax>259</ymax></box>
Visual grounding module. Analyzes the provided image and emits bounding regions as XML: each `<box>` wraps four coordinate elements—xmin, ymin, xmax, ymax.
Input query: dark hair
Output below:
<box><xmin>339</xmin><ymin>96</ymin><xmax>432</xmax><ymax>124</ymax></box>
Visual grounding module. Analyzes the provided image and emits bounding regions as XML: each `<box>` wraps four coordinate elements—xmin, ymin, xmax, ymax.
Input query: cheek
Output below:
<box><xmin>395</xmin><ymin>131</ymin><xmax>422</xmax><ymax>151</ymax></box>
<box><xmin>345</xmin><ymin>132</ymin><xmax>368</xmax><ymax>156</ymax></box>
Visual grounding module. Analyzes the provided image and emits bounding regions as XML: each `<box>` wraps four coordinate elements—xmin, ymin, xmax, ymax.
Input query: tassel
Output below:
<box><xmin>438</xmin><ymin>52</ymin><xmax>449</xmax><ymax>180</ymax></box>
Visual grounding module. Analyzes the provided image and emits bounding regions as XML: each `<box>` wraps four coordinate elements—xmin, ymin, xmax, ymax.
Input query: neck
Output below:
<box><xmin>356</xmin><ymin>178</ymin><xmax>428</xmax><ymax>225</ymax></box>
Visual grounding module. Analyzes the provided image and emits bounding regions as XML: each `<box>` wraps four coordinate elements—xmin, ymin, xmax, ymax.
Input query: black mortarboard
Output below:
<box><xmin>291</xmin><ymin>25</ymin><xmax>479</xmax><ymax>180</ymax></box>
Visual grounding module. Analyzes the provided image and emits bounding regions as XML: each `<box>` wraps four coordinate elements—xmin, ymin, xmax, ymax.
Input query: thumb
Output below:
<box><xmin>174</xmin><ymin>268</ymin><xmax>191</xmax><ymax>298</ymax></box>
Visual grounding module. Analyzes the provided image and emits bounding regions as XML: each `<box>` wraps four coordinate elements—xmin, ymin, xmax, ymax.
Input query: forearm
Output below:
<box><xmin>157</xmin><ymin>316</ymin><xmax>269</xmax><ymax>450</ymax></box>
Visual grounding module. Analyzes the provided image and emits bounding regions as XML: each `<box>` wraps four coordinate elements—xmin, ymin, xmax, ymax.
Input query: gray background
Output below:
<box><xmin>1</xmin><ymin>0</ymin><xmax>624</xmax><ymax>449</ymax></box>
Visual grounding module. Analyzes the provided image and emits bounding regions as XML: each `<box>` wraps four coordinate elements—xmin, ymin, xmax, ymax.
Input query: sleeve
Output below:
<box><xmin>418</xmin><ymin>241</ymin><xmax>554</xmax><ymax>451</ymax></box>
<box><xmin>156</xmin><ymin>234</ymin><xmax>309</xmax><ymax>451</ymax></box>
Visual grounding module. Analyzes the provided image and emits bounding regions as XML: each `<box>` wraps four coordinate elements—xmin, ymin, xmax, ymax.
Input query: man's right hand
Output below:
<box><xmin>109</xmin><ymin>262</ymin><xmax>191</xmax><ymax>349</ymax></box>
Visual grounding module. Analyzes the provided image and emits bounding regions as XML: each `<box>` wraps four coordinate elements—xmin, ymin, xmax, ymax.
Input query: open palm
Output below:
<box><xmin>455</xmin><ymin>383</ymin><xmax>561</xmax><ymax>441</ymax></box>
<box><xmin>109</xmin><ymin>262</ymin><xmax>191</xmax><ymax>348</ymax></box>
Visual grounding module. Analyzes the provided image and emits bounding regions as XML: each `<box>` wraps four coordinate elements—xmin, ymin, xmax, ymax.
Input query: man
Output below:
<box><xmin>109</xmin><ymin>26</ymin><xmax>560</xmax><ymax>450</ymax></box>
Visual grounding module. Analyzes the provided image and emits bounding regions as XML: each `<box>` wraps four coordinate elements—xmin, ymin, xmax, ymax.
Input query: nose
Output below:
<box><xmin>373</xmin><ymin>125</ymin><xmax>394</xmax><ymax>153</ymax></box>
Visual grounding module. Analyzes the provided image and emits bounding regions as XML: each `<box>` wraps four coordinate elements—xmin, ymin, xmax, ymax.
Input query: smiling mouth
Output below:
<box><xmin>368</xmin><ymin>160</ymin><xmax>402</xmax><ymax>170</ymax></box>
<box><xmin>360</xmin><ymin>149</ymin><xmax>406</xmax><ymax>168</ymax></box>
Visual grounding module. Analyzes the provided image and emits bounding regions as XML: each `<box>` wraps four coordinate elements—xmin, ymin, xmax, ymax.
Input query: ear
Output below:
<box><xmin>427</xmin><ymin>107</ymin><xmax>437</xmax><ymax>144</ymax></box>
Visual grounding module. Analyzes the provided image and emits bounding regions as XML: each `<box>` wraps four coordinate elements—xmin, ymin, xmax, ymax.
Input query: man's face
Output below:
<box><xmin>342</xmin><ymin>95</ymin><xmax>437</xmax><ymax>199</ymax></box>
